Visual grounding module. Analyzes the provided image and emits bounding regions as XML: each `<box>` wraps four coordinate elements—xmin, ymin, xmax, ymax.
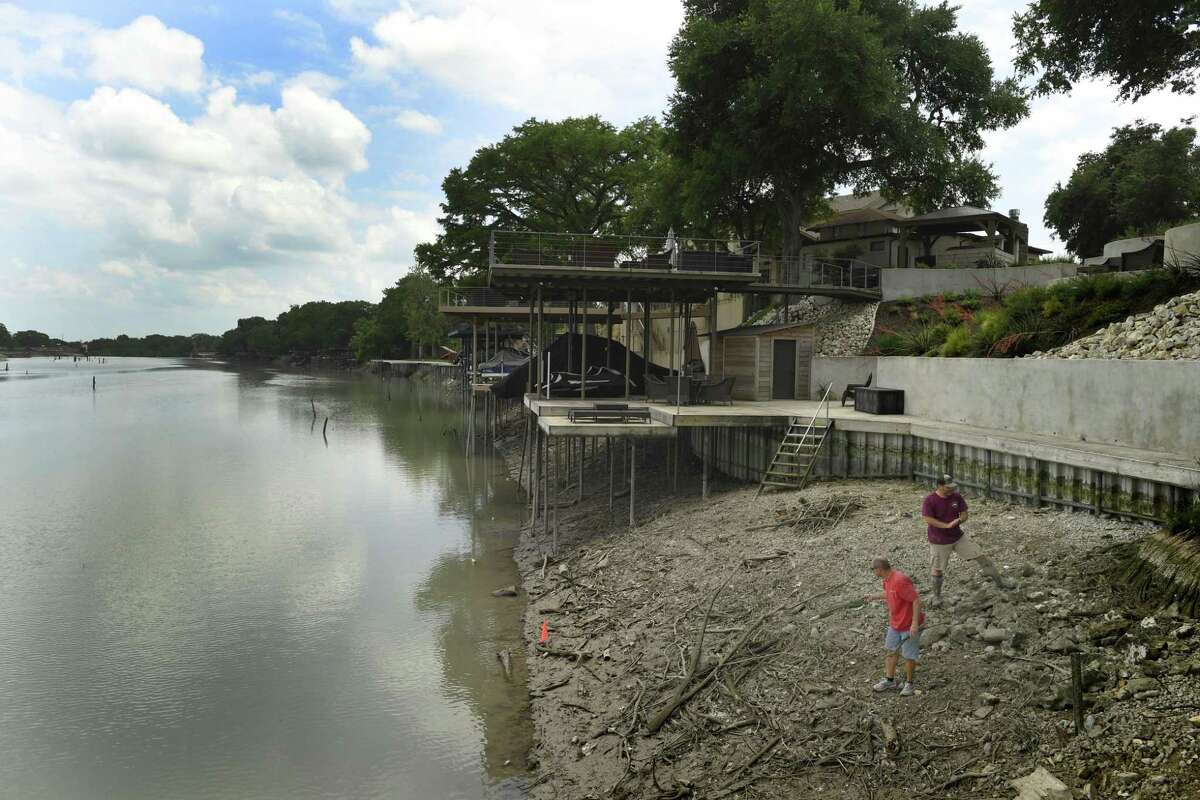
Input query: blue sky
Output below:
<box><xmin>0</xmin><ymin>1</ymin><xmax>1196</xmax><ymax>339</ymax></box>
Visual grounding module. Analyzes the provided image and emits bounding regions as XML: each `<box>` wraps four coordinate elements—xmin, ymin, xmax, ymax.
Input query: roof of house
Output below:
<box><xmin>809</xmin><ymin>207</ymin><xmax>906</xmax><ymax>229</ymax></box>
<box><xmin>706</xmin><ymin>321</ymin><xmax>815</xmax><ymax>338</ymax></box>
<box><xmin>826</xmin><ymin>190</ymin><xmax>910</xmax><ymax>217</ymax></box>
<box><xmin>901</xmin><ymin>205</ymin><xmax>1016</xmax><ymax>225</ymax></box>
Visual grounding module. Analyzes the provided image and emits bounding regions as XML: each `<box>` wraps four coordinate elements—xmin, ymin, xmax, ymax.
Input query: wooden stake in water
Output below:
<box><xmin>1070</xmin><ymin>652</ymin><xmax>1084</xmax><ymax>734</ymax></box>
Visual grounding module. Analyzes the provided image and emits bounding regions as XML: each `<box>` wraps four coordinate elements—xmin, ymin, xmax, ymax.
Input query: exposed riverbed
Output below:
<box><xmin>0</xmin><ymin>358</ymin><xmax>530</xmax><ymax>799</ymax></box>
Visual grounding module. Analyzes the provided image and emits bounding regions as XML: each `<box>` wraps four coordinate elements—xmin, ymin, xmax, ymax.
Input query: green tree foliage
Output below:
<box><xmin>1013</xmin><ymin>1</ymin><xmax>1200</xmax><ymax>100</ymax></box>
<box><xmin>216</xmin><ymin>301</ymin><xmax>374</xmax><ymax>358</ymax></box>
<box><xmin>350</xmin><ymin>270</ymin><xmax>450</xmax><ymax>360</ymax></box>
<box><xmin>667</xmin><ymin>0</ymin><xmax>1027</xmax><ymax>255</ymax></box>
<box><xmin>0</xmin><ymin>322</ymin><xmax>10</xmax><ymax>348</ymax></box>
<box><xmin>12</xmin><ymin>330</ymin><xmax>51</xmax><ymax>349</ymax></box>
<box><xmin>86</xmin><ymin>334</ymin><xmax>219</xmax><ymax>357</ymax></box>
<box><xmin>1044</xmin><ymin>123</ymin><xmax>1200</xmax><ymax>257</ymax></box>
<box><xmin>415</xmin><ymin>116</ymin><xmax>669</xmax><ymax>280</ymax></box>
<box><xmin>400</xmin><ymin>272</ymin><xmax>448</xmax><ymax>358</ymax></box>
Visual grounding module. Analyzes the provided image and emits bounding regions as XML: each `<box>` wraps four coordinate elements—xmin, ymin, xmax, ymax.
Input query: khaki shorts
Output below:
<box><xmin>929</xmin><ymin>534</ymin><xmax>982</xmax><ymax>572</ymax></box>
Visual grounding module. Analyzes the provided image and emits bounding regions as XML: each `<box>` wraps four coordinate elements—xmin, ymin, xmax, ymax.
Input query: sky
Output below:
<box><xmin>0</xmin><ymin>0</ymin><xmax>1196</xmax><ymax>339</ymax></box>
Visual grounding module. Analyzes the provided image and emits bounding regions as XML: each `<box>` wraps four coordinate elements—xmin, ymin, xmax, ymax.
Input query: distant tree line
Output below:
<box><xmin>0</xmin><ymin>323</ymin><xmax>220</xmax><ymax>357</ymax></box>
<box><xmin>2</xmin><ymin>274</ymin><xmax>452</xmax><ymax>365</ymax></box>
<box><xmin>215</xmin><ymin>276</ymin><xmax>448</xmax><ymax>362</ymax></box>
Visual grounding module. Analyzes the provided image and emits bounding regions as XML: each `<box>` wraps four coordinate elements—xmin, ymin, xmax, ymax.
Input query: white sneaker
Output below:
<box><xmin>872</xmin><ymin>677</ymin><xmax>897</xmax><ymax>692</ymax></box>
<box><xmin>899</xmin><ymin>682</ymin><xmax>915</xmax><ymax>697</ymax></box>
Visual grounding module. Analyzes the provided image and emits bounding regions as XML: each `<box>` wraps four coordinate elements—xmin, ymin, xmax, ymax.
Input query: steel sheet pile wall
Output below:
<box><xmin>691</xmin><ymin>425</ymin><xmax>1194</xmax><ymax>521</ymax></box>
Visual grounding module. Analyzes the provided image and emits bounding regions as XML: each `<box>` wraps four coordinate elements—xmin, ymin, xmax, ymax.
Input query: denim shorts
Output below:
<box><xmin>885</xmin><ymin>627</ymin><xmax>921</xmax><ymax>661</ymax></box>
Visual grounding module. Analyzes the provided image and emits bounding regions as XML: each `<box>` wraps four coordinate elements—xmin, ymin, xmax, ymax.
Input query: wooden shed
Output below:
<box><xmin>717</xmin><ymin>322</ymin><xmax>814</xmax><ymax>401</ymax></box>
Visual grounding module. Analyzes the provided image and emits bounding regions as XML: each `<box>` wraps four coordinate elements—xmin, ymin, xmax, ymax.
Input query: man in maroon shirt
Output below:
<box><xmin>922</xmin><ymin>475</ymin><xmax>1007</xmax><ymax>606</ymax></box>
<box><xmin>865</xmin><ymin>557</ymin><xmax>923</xmax><ymax>696</ymax></box>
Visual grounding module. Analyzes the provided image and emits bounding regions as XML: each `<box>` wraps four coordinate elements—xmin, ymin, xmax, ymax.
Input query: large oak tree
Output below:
<box><xmin>415</xmin><ymin>116</ymin><xmax>668</xmax><ymax>280</ymax></box>
<box><xmin>1044</xmin><ymin>123</ymin><xmax>1200</xmax><ymax>257</ymax></box>
<box><xmin>1014</xmin><ymin>1</ymin><xmax>1200</xmax><ymax>100</ymax></box>
<box><xmin>667</xmin><ymin>0</ymin><xmax>1027</xmax><ymax>256</ymax></box>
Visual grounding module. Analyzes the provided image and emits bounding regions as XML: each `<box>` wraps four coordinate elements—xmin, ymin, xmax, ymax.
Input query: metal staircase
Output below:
<box><xmin>756</xmin><ymin>385</ymin><xmax>834</xmax><ymax>497</ymax></box>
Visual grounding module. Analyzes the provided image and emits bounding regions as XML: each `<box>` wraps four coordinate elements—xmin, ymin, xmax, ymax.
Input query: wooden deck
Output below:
<box><xmin>522</xmin><ymin>395</ymin><xmax>1200</xmax><ymax>486</ymax></box>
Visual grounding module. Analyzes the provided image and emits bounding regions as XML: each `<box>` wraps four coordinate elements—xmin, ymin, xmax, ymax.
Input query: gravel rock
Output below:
<box><xmin>750</xmin><ymin>297</ymin><xmax>879</xmax><ymax>356</ymax></box>
<box><xmin>1028</xmin><ymin>288</ymin><xmax>1200</xmax><ymax>360</ymax></box>
<box><xmin>980</xmin><ymin>627</ymin><xmax>1009</xmax><ymax>644</ymax></box>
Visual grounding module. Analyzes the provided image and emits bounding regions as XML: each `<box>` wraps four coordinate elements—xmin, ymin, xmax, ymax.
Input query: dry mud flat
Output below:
<box><xmin>498</xmin><ymin>435</ymin><xmax>1200</xmax><ymax>799</ymax></box>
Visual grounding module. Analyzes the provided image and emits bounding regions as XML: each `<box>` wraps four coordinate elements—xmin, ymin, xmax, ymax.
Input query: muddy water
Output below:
<box><xmin>0</xmin><ymin>358</ymin><xmax>530</xmax><ymax>799</ymax></box>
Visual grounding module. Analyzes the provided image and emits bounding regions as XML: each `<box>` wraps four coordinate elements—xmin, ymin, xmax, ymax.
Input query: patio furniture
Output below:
<box><xmin>840</xmin><ymin>372</ymin><xmax>873</xmax><ymax>406</ymax></box>
<box><xmin>854</xmin><ymin>387</ymin><xmax>904</xmax><ymax>415</ymax></box>
<box><xmin>567</xmin><ymin>403</ymin><xmax>651</xmax><ymax>424</ymax></box>
<box><xmin>699</xmin><ymin>376</ymin><xmax>735</xmax><ymax>405</ymax></box>
<box><xmin>644</xmin><ymin>374</ymin><xmax>670</xmax><ymax>402</ymax></box>
<box><xmin>663</xmin><ymin>375</ymin><xmax>699</xmax><ymax>405</ymax></box>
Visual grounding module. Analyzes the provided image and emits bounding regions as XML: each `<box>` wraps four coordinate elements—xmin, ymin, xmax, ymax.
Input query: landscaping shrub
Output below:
<box><xmin>939</xmin><ymin>326</ymin><xmax>973</xmax><ymax>356</ymax></box>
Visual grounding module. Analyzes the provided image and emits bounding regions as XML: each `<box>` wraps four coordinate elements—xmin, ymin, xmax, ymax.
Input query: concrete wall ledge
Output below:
<box><xmin>828</xmin><ymin>416</ymin><xmax>1200</xmax><ymax>488</ymax></box>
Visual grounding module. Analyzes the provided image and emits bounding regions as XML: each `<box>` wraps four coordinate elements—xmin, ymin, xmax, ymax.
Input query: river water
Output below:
<box><xmin>0</xmin><ymin>358</ymin><xmax>530</xmax><ymax>799</ymax></box>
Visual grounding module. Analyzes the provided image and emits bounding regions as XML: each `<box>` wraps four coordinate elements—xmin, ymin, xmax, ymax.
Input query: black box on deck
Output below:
<box><xmin>854</xmin><ymin>387</ymin><xmax>905</xmax><ymax>415</ymax></box>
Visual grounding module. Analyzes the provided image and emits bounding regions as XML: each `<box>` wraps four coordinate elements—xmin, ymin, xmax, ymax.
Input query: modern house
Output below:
<box><xmin>801</xmin><ymin>195</ymin><xmax>1049</xmax><ymax>268</ymax></box>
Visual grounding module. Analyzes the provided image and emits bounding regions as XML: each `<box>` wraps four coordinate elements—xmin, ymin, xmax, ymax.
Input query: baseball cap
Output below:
<box><xmin>936</xmin><ymin>474</ymin><xmax>958</xmax><ymax>489</ymax></box>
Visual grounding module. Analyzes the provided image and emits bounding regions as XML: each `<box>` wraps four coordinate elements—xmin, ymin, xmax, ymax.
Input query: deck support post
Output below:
<box><xmin>670</xmin><ymin>291</ymin><xmax>679</xmax><ymax>409</ymax></box>
<box><xmin>567</xmin><ymin>294</ymin><xmax>574</xmax><ymax>380</ymax></box>
<box><xmin>702</xmin><ymin>428</ymin><xmax>710</xmax><ymax>499</ymax></box>
<box><xmin>629</xmin><ymin>438</ymin><xmax>637</xmax><ymax>528</ymax></box>
<box><xmin>708</xmin><ymin>293</ymin><xmax>719</xmax><ymax>378</ymax></box>
<box><xmin>624</xmin><ymin>290</ymin><xmax>632</xmax><ymax>399</ymax></box>
<box><xmin>606</xmin><ymin>301</ymin><xmax>614</xmax><ymax>368</ymax></box>
<box><xmin>581</xmin><ymin>289</ymin><xmax>587</xmax><ymax>401</ymax></box>
<box><xmin>528</xmin><ymin>293</ymin><xmax>535</xmax><ymax>395</ymax></box>
<box><xmin>537</xmin><ymin>286</ymin><xmax>545</xmax><ymax>398</ymax></box>
<box><xmin>607</xmin><ymin>435</ymin><xmax>614</xmax><ymax>515</ymax></box>
<box><xmin>578</xmin><ymin>435</ymin><xmax>584</xmax><ymax>502</ymax></box>
<box><xmin>642</xmin><ymin>299</ymin><xmax>651</xmax><ymax>376</ymax></box>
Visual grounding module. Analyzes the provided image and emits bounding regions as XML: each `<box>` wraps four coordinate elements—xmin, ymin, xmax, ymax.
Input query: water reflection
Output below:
<box><xmin>0</xmin><ymin>358</ymin><xmax>530</xmax><ymax>799</ymax></box>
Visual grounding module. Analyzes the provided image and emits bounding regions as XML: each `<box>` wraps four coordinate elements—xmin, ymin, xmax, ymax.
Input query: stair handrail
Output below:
<box><xmin>793</xmin><ymin>382</ymin><xmax>834</xmax><ymax>447</ymax></box>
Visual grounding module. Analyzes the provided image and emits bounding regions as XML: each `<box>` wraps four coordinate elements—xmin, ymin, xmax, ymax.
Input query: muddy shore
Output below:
<box><xmin>493</xmin><ymin>425</ymin><xmax>1200</xmax><ymax>799</ymax></box>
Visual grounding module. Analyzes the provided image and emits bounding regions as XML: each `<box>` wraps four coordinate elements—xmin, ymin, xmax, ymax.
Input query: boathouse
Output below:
<box><xmin>717</xmin><ymin>322</ymin><xmax>814</xmax><ymax>401</ymax></box>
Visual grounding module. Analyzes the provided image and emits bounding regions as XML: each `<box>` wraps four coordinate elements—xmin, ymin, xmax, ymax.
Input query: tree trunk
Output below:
<box><xmin>778</xmin><ymin>195</ymin><xmax>810</xmax><ymax>260</ymax></box>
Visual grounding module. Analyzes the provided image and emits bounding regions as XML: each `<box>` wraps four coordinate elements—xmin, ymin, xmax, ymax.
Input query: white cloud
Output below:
<box><xmin>242</xmin><ymin>70</ymin><xmax>277</xmax><ymax>88</ymax></box>
<box><xmin>99</xmin><ymin>260</ymin><xmax>137</xmax><ymax>278</ymax></box>
<box><xmin>276</xmin><ymin>84</ymin><xmax>372</xmax><ymax>180</ymax></box>
<box><xmin>0</xmin><ymin>4</ymin><xmax>96</xmax><ymax>82</ymax></box>
<box><xmin>394</xmin><ymin>108</ymin><xmax>442</xmax><ymax>135</ymax></box>
<box><xmin>89</xmin><ymin>15</ymin><xmax>206</xmax><ymax>95</ymax></box>
<box><xmin>350</xmin><ymin>0</ymin><xmax>683</xmax><ymax>121</ymax></box>
<box><xmin>274</xmin><ymin>9</ymin><xmax>330</xmax><ymax>55</ymax></box>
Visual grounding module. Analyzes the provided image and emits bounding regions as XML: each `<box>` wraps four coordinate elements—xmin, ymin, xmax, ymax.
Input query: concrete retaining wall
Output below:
<box><xmin>1165</xmin><ymin>221</ymin><xmax>1200</xmax><ymax>267</ymax></box>
<box><xmin>879</xmin><ymin>263</ymin><xmax>1077</xmax><ymax>301</ymax></box>
<box><xmin>810</xmin><ymin>356</ymin><xmax>878</xmax><ymax>400</ymax></box>
<box><xmin>873</xmin><ymin>357</ymin><xmax>1200</xmax><ymax>455</ymax></box>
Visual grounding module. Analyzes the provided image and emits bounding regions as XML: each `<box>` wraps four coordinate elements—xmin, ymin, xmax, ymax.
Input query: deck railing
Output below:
<box><xmin>439</xmin><ymin>287</ymin><xmax>526</xmax><ymax>309</ymax></box>
<box><xmin>765</xmin><ymin>256</ymin><xmax>881</xmax><ymax>293</ymax></box>
<box><xmin>490</xmin><ymin>231</ymin><xmax>760</xmax><ymax>274</ymax></box>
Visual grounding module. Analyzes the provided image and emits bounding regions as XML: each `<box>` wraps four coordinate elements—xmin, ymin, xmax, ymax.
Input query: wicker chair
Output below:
<box><xmin>699</xmin><ymin>376</ymin><xmax>736</xmax><ymax>405</ymax></box>
<box><xmin>644</xmin><ymin>374</ymin><xmax>670</xmax><ymax>402</ymax></box>
<box><xmin>840</xmin><ymin>372</ymin><xmax>873</xmax><ymax>406</ymax></box>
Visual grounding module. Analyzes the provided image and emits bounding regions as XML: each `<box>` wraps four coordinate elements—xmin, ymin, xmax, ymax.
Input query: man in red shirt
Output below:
<box><xmin>922</xmin><ymin>475</ymin><xmax>1008</xmax><ymax>606</ymax></box>
<box><xmin>865</xmin><ymin>557</ymin><xmax>923</xmax><ymax>696</ymax></box>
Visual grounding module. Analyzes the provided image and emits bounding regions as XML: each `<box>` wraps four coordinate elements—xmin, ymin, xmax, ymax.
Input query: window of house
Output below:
<box><xmin>869</xmin><ymin>240</ymin><xmax>886</xmax><ymax>252</ymax></box>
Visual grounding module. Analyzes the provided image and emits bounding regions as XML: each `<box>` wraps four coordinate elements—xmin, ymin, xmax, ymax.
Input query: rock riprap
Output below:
<box><xmin>750</xmin><ymin>297</ymin><xmax>879</xmax><ymax>356</ymax></box>
<box><xmin>1030</xmin><ymin>289</ymin><xmax>1200</xmax><ymax>360</ymax></box>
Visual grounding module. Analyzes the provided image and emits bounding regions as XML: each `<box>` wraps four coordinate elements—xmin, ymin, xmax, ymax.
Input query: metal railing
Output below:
<box><xmin>766</xmin><ymin>256</ymin><xmax>882</xmax><ymax>292</ymax></box>
<box><xmin>490</xmin><ymin>231</ymin><xmax>760</xmax><ymax>274</ymax></box>
<box><xmin>439</xmin><ymin>287</ymin><xmax>525</xmax><ymax>309</ymax></box>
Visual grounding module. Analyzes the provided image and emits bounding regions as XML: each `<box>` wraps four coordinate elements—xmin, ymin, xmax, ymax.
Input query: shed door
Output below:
<box><xmin>771</xmin><ymin>339</ymin><xmax>796</xmax><ymax>400</ymax></box>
